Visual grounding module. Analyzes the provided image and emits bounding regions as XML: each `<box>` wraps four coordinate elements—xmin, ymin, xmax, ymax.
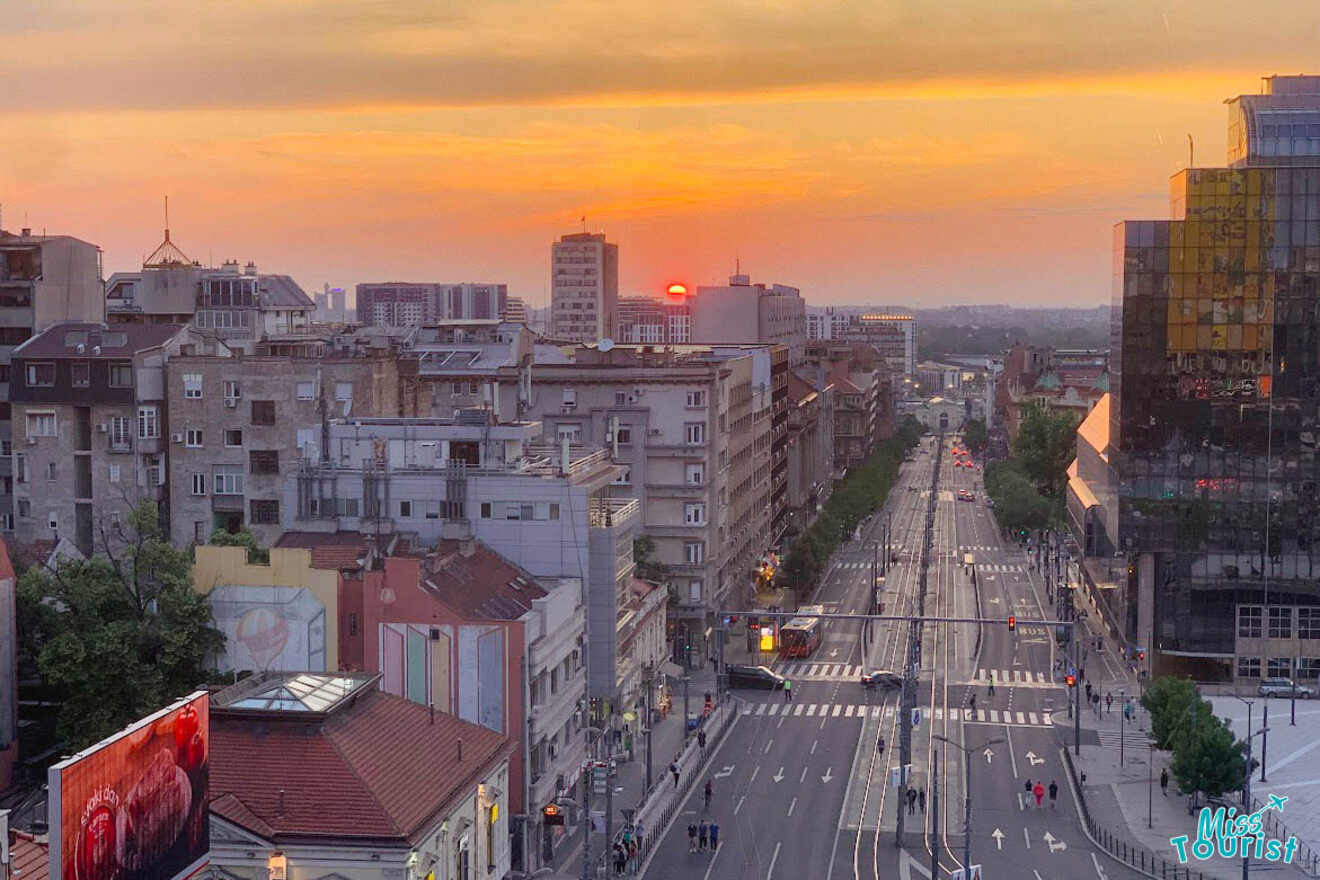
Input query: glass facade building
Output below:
<box><xmin>1114</xmin><ymin>76</ymin><xmax>1320</xmax><ymax>682</ymax></box>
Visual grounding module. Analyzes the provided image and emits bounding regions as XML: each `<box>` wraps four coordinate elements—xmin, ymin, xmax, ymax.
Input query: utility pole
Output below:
<box><xmin>643</xmin><ymin>668</ymin><xmax>653</xmax><ymax>794</ymax></box>
<box><xmin>1074</xmin><ymin>583</ymin><xmax>1082</xmax><ymax>756</ymax></box>
<box><xmin>930</xmin><ymin>750</ymin><xmax>939</xmax><ymax>880</ymax></box>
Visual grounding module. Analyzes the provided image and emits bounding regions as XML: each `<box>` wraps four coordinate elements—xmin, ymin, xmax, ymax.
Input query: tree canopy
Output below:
<box><xmin>18</xmin><ymin>501</ymin><xmax>223</xmax><ymax>749</ymax></box>
<box><xmin>1013</xmin><ymin>401</ymin><xmax>1078</xmax><ymax>498</ymax></box>
<box><xmin>984</xmin><ymin>459</ymin><xmax>1058</xmax><ymax>535</ymax></box>
<box><xmin>963</xmin><ymin>418</ymin><xmax>988</xmax><ymax>454</ymax></box>
<box><xmin>1141</xmin><ymin>675</ymin><xmax>1251</xmax><ymax>802</ymax></box>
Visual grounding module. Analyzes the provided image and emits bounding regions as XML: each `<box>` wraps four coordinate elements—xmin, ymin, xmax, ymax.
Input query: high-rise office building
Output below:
<box><xmin>1107</xmin><ymin>75</ymin><xmax>1320</xmax><ymax>684</ymax></box>
<box><xmin>550</xmin><ymin>232</ymin><xmax>618</xmax><ymax>343</ymax></box>
<box><xmin>688</xmin><ymin>274</ymin><xmax>806</xmax><ymax>365</ymax></box>
<box><xmin>355</xmin><ymin>282</ymin><xmax>507</xmax><ymax>327</ymax></box>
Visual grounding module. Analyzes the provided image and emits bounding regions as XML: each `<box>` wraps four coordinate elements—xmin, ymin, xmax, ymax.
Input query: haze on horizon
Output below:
<box><xmin>3</xmin><ymin>0</ymin><xmax>1317</xmax><ymax>308</ymax></box>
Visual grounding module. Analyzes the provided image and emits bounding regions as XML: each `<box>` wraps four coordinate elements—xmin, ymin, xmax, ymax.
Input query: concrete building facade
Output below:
<box><xmin>550</xmin><ymin>232</ymin><xmax>617</xmax><ymax>343</ymax></box>
<box><xmin>689</xmin><ymin>274</ymin><xmax>806</xmax><ymax>365</ymax></box>
<box><xmin>355</xmin><ymin>282</ymin><xmax>508</xmax><ymax>328</ymax></box>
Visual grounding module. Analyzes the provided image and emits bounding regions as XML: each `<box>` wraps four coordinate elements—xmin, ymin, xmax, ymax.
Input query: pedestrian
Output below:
<box><xmin>1094</xmin><ymin>692</ymin><xmax>1102</xmax><ymax>717</ymax></box>
<box><xmin>1085</xmin><ymin>682</ymin><xmax>1093</xmax><ymax>702</ymax></box>
<box><xmin>628</xmin><ymin>839</ymin><xmax>638</xmax><ymax>874</ymax></box>
<box><xmin>876</xmin><ymin>735</ymin><xmax>886</xmax><ymax>754</ymax></box>
<box><xmin>1025</xmin><ymin>779</ymin><xmax>1033</xmax><ymax>800</ymax></box>
<box><xmin>1160</xmin><ymin>768</ymin><xmax>1169</xmax><ymax>797</ymax></box>
<box><xmin>784</xmin><ymin>679</ymin><xmax>792</xmax><ymax>702</ymax></box>
<box><xmin>613</xmin><ymin>842</ymin><xmax>625</xmax><ymax>875</ymax></box>
<box><xmin>671</xmin><ymin>762</ymin><xmax>680</xmax><ymax>788</ymax></box>
<box><xmin>969</xmin><ymin>693</ymin><xmax>977</xmax><ymax>713</ymax></box>
<box><xmin>704</xmin><ymin>779</ymin><xmax>713</xmax><ymax>810</ymax></box>
<box><xmin>687</xmin><ymin>822</ymin><xmax>698</xmax><ymax>852</ymax></box>
<box><xmin>1033</xmin><ymin>782</ymin><xmax>1045</xmax><ymax>808</ymax></box>
<box><xmin>1124</xmin><ymin>700</ymin><xmax>1133</xmax><ymax>722</ymax></box>
<box><xmin>907</xmin><ymin>788</ymin><xmax>918</xmax><ymax>814</ymax></box>
<box><xmin>1048</xmin><ymin>780</ymin><xmax>1058</xmax><ymax>808</ymax></box>
<box><xmin>1105</xmin><ymin>692</ymin><xmax>1113</xmax><ymax>714</ymax></box>
<box><xmin>698</xmin><ymin>729</ymin><xmax>707</xmax><ymax>749</ymax></box>
<box><xmin>709</xmin><ymin>821</ymin><xmax>719</xmax><ymax>853</ymax></box>
<box><xmin>698</xmin><ymin>820</ymin><xmax>709</xmax><ymax>852</ymax></box>
<box><xmin>988</xmin><ymin>672</ymin><xmax>995</xmax><ymax>696</ymax></box>
<box><xmin>918</xmin><ymin>788</ymin><xmax>926</xmax><ymax>813</ymax></box>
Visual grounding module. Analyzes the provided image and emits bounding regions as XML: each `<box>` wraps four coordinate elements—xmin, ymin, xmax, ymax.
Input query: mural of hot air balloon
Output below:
<box><xmin>235</xmin><ymin>607</ymin><xmax>289</xmax><ymax>670</ymax></box>
<box><xmin>208</xmin><ymin>585</ymin><xmax>327</xmax><ymax>673</ymax></box>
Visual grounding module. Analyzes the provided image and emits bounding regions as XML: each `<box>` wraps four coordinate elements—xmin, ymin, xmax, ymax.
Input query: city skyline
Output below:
<box><xmin>5</xmin><ymin>3</ymin><xmax>1320</xmax><ymax>307</ymax></box>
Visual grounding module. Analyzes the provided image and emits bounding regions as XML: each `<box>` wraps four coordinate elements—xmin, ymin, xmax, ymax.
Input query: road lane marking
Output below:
<box><xmin>734</xmin><ymin>795</ymin><xmax>745</xmax><ymax>815</ymax></box>
<box><xmin>1024</xmin><ymin>827</ymin><xmax>1031</xmax><ymax>848</ymax></box>
<box><xmin>764</xmin><ymin>739</ymin><xmax>774</xmax><ymax>753</ymax></box>
<box><xmin>750</xmin><ymin>766</ymin><xmax>760</xmax><ymax>784</ymax></box>
<box><xmin>1091</xmin><ymin>853</ymin><xmax>1109</xmax><ymax>879</ymax></box>
<box><xmin>787</xmin><ymin>796</ymin><xmax>797</xmax><ymax>816</ymax></box>
<box><xmin>1006</xmin><ymin>725</ymin><xmax>1019</xmax><ymax>779</ymax></box>
<box><xmin>766</xmin><ymin>841</ymin><xmax>782</xmax><ymax>879</ymax></box>
<box><xmin>811</xmin><ymin>739</ymin><xmax>818</xmax><ymax>754</ymax></box>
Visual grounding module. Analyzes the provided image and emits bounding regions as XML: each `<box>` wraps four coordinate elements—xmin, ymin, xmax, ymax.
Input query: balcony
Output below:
<box><xmin>588</xmin><ymin>497</ymin><xmax>638</xmax><ymax>531</ymax></box>
<box><xmin>211</xmin><ymin>494</ymin><xmax>244</xmax><ymax>512</ymax></box>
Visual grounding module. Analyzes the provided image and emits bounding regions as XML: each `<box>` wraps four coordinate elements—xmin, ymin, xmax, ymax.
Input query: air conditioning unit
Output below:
<box><xmin>648</xmin><ymin>428</ymin><xmax>663</xmax><ymax>436</ymax></box>
<box><xmin>626</xmin><ymin>393</ymin><xmax>638</xmax><ymax>404</ymax></box>
<box><xmin>561</xmin><ymin>404</ymin><xmax>575</xmax><ymax>413</ymax></box>
<box><xmin>96</xmin><ymin>423</ymin><xmax>108</xmax><ymax>433</ymax></box>
<box><xmin>24</xmin><ymin>437</ymin><xmax>36</xmax><ymax>446</ymax></box>
<box><xmin>171</xmin><ymin>433</ymin><xmax>185</xmax><ymax>444</ymax></box>
<box><xmin>224</xmin><ymin>398</ymin><xmax>238</xmax><ymax>408</ymax></box>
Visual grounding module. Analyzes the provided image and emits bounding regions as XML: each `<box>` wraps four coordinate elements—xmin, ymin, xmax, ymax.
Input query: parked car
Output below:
<box><xmin>726</xmin><ymin>664</ymin><xmax>787</xmax><ymax>690</ymax></box>
<box><xmin>861</xmin><ymin>670</ymin><xmax>903</xmax><ymax>689</ymax></box>
<box><xmin>1259</xmin><ymin>677</ymin><xmax>1313</xmax><ymax>698</ymax></box>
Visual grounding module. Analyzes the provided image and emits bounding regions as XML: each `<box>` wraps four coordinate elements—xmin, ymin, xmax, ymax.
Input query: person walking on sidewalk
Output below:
<box><xmin>907</xmin><ymin>788</ymin><xmax>918</xmax><ymax>814</ymax></box>
<box><xmin>704</xmin><ymin>779</ymin><xmax>713</xmax><ymax>810</ymax></box>
<box><xmin>687</xmin><ymin>822</ymin><xmax>698</xmax><ymax>852</ymax></box>
<box><xmin>784</xmin><ymin>679</ymin><xmax>793</xmax><ymax>702</ymax></box>
<box><xmin>1105</xmin><ymin>691</ymin><xmax>1113</xmax><ymax>714</ymax></box>
<box><xmin>698</xmin><ymin>820</ymin><xmax>709</xmax><ymax>852</ymax></box>
<box><xmin>671</xmin><ymin>762</ymin><xmax>680</xmax><ymax>788</ymax></box>
<box><xmin>1048</xmin><ymin>780</ymin><xmax>1058</xmax><ymax>808</ymax></box>
<box><xmin>1033</xmin><ymin>782</ymin><xmax>1045</xmax><ymax>808</ymax></box>
<box><xmin>1085</xmin><ymin>682</ymin><xmax>1093</xmax><ymax>703</ymax></box>
<box><xmin>1160</xmin><ymin>768</ymin><xmax>1169</xmax><ymax>796</ymax></box>
<box><xmin>709</xmin><ymin>821</ymin><xmax>720</xmax><ymax>854</ymax></box>
<box><xmin>698</xmin><ymin>729</ymin><xmax>707</xmax><ymax>750</ymax></box>
<box><xmin>918</xmin><ymin>788</ymin><xmax>926</xmax><ymax>813</ymax></box>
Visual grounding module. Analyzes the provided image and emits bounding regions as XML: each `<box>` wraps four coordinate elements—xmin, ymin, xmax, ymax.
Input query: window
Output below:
<box><xmin>185</xmin><ymin>428</ymin><xmax>203</xmax><ymax>448</ymax></box>
<box><xmin>110</xmin><ymin>416</ymin><xmax>131</xmax><ymax>449</ymax></box>
<box><xmin>686</xmin><ymin>390</ymin><xmax>705</xmax><ymax>407</ymax></box>
<box><xmin>25</xmin><ymin>412</ymin><xmax>55</xmax><ymax>437</ymax></box>
<box><xmin>685</xmin><ymin>422</ymin><xmax>705</xmax><ymax>445</ymax></box>
<box><xmin>1269</xmin><ymin>606</ymin><xmax>1292</xmax><ymax>639</ymax></box>
<box><xmin>144</xmin><ymin>455</ymin><xmax>163</xmax><ymax>486</ymax></box>
<box><xmin>479</xmin><ymin>501</ymin><xmax>559</xmax><ymax>520</ymax></box>
<box><xmin>223</xmin><ymin>380</ymin><xmax>241</xmax><ymax>401</ymax></box>
<box><xmin>25</xmin><ymin>363</ymin><xmax>54</xmax><ymax>387</ymax></box>
<box><xmin>250</xmin><ymin>499</ymin><xmax>280</xmax><ymax>524</ymax></box>
<box><xmin>46</xmin><ymin>461</ymin><xmax>56</xmax><ymax>482</ymax></box>
<box><xmin>16</xmin><ymin>499</ymin><xmax>28</xmax><ymax>518</ymax></box>
<box><xmin>251</xmin><ymin>400</ymin><xmax>276</xmax><ymax>425</ymax></box>
<box><xmin>224</xmin><ymin>429</ymin><xmax>243</xmax><ymax>447</ymax></box>
<box><xmin>424</xmin><ymin>500</ymin><xmax>442</xmax><ymax>519</ymax></box>
<box><xmin>1298</xmin><ymin>658</ymin><xmax>1320</xmax><ymax>680</ymax></box>
<box><xmin>561</xmin><ymin>389</ymin><xmax>576</xmax><ymax>409</ymax></box>
<box><xmin>108</xmin><ymin>463</ymin><xmax>120</xmax><ymax>483</ymax></box>
<box><xmin>1239</xmin><ymin>605</ymin><xmax>1263</xmax><ymax>638</ymax></box>
<box><xmin>71</xmin><ymin>362</ymin><xmax>90</xmax><ymax>387</ymax></box>
<box><xmin>1300</xmin><ymin>608</ymin><xmax>1320</xmax><ymax>640</ymax></box>
<box><xmin>213</xmin><ymin>466</ymin><xmax>244</xmax><ymax>495</ymax></box>
<box><xmin>47</xmin><ymin>512</ymin><xmax>57</xmax><ymax>531</ymax></box>
<box><xmin>614</xmin><ymin>425</ymin><xmax>632</xmax><ymax>446</ymax></box>
<box><xmin>182</xmin><ymin>374</ymin><xmax>203</xmax><ymax>398</ymax></box>
<box><xmin>137</xmin><ymin>406</ymin><xmax>159</xmax><ymax>439</ymax></box>
<box><xmin>612</xmin><ymin>467</ymin><xmax>631</xmax><ymax>485</ymax></box>
<box><xmin>296</xmin><ymin>382</ymin><xmax>315</xmax><ymax>400</ymax></box>
<box><xmin>249</xmin><ymin>450</ymin><xmax>280</xmax><ymax>474</ymax></box>
<box><xmin>191</xmin><ymin>473</ymin><xmax>207</xmax><ymax>495</ymax></box>
<box><xmin>334</xmin><ymin>382</ymin><xmax>353</xmax><ymax>401</ymax></box>
<box><xmin>688</xmin><ymin>580</ymin><xmax>702</xmax><ymax>602</ymax></box>
<box><xmin>0</xmin><ymin>514</ymin><xmax>11</xmax><ymax>531</ymax></box>
<box><xmin>556</xmin><ymin>424</ymin><xmax>581</xmax><ymax>443</ymax></box>
<box><xmin>108</xmin><ymin>362</ymin><xmax>133</xmax><ymax>388</ymax></box>
<box><xmin>335</xmin><ymin>497</ymin><xmax>360</xmax><ymax>517</ymax></box>
<box><xmin>685</xmin><ymin>463</ymin><xmax>705</xmax><ymax>485</ymax></box>
<box><xmin>0</xmin><ymin>441</ymin><xmax>9</xmax><ymax>456</ymax></box>
<box><xmin>684</xmin><ymin>542</ymin><xmax>705</xmax><ymax>564</ymax></box>
<box><xmin>615</xmin><ymin>391</ymin><xmax>628</xmax><ymax>406</ymax></box>
<box><xmin>684</xmin><ymin>502</ymin><xmax>706</xmax><ymax>525</ymax></box>
<box><xmin>1238</xmin><ymin>656</ymin><xmax>1261</xmax><ymax>678</ymax></box>
<box><xmin>399</xmin><ymin>500</ymin><xmax>413</xmax><ymax>518</ymax></box>
<box><xmin>1268</xmin><ymin>657</ymin><xmax>1293</xmax><ymax>678</ymax></box>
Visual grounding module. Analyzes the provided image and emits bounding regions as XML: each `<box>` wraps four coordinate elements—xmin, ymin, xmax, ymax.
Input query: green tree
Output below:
<box><xmin>1169</xmin><ymin>714</ymin><xmax>1248</xmax><ymax>801</ymax></box>
<box><xmin>984</xmin><ymin>460</ymin><xmax>1058</xmax><ymax>534</ymax></box>
<box><xmin>963</xmin><ymin>418</ymin><xmax>988</xmax><ymax>454</ymax></box>
<box><xmin>1141</xmin><ymin>676</ymin><xmax>1201</xmax><ymax>750</ymax></box>
<box><xmin>210</xmin><ymin>527</ymin><xmax>269</xmax><ymax>564</ymax></box>
<box><xmin>19</xmin><ymin>501</ymin><xmax>224</xmax><ymax>749</ymax></box>
<box><xmin>633</xmin><ymin>536</ymin><xmax>670</xmax><ymax>583</ymax></box>
<box><xmin>1013</xmin><ymin>401</ymin><xmax>1078</xmax><ymax>498</ymax></box>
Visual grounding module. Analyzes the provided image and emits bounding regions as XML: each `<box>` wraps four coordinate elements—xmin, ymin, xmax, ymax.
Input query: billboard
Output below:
<box><xmin>49</xmin><ymin>692</ymin><xmax>210</xmax><ymax>880</ymax></box>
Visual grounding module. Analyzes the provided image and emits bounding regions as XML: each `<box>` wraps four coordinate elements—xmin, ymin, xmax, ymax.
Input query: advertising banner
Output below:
<box><xmin>49</xmin><ymin>692</ymin><xmax>210</xmax><ymax>880</ymax></box>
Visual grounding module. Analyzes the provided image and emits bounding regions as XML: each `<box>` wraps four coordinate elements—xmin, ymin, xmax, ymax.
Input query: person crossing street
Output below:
<box><xmin>783</xmin><ymin>679</ymin><xmax>793</xmax><ymax>702</ymax></box>
<box><xmin>1048</xmin><ymin>780</ymin><xmax>1058</xmax><ymax>808</ymax></box>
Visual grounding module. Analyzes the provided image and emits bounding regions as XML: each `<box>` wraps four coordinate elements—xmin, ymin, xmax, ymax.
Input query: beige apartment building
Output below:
<box><xmin>550</xmin><ymin>232</ymin><xmax>618</xmax><ymax>343</ymax></box>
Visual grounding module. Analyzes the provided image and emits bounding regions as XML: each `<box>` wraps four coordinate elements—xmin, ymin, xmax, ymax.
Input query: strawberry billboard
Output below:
<box><xmin>49</xmin><ymin>692</ymin><xmax>210</xmax><ymax>880</ymax></box>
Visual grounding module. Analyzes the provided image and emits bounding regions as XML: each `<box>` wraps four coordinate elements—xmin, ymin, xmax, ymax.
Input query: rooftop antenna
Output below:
<box><xmin>1187</xmin><ymin>134</ymin><xmax>1194</xmax><ymax>170</ymax></box>
<box><xmin>581</xmin><ymin>214</ymin><xmax>587</xmax><ymax>233</ymax></box>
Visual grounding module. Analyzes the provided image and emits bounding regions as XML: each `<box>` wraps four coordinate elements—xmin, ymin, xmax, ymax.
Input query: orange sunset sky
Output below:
<box><xmin>4</xmin><ymin>0</ymin><xmax>1320</xmax><ymax>308</ymax></box>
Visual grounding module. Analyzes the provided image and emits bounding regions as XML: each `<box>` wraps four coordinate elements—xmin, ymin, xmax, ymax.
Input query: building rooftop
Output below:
<box><xmin>274</xmin><ymin>531</ymin><xmax>370</xmax><ymax>570</ymax></box>
<box><xmin>12</xmin><ymin>322</ymin><xmax>188</xmax><ymax>358</ymax></box>
<box><xmin>416</xmin><ymin>539</ymin><xmax>549</xmax><ymax>621</ymax></box>
<box><xmin>210</xmin><ymin>675</ymin><xmax>509</xmax><ymax>843</ymax></box>
<box><xmin>1077</xmin><ymin>393</ymin><xmax>1111</xmax><ymax>459</ymax></box>
<box><xmin>9</xmin><ymin>831</ymin><xmax>49</xmax><ymax>879</ymax></box>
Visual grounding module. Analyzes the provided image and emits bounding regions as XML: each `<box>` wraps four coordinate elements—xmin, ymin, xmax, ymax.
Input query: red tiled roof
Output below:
<box><xmin>10</xmin><ymin>832</ymin><xmax>49</xmax><ymax>880</ymax></box>
<box><xmin>786</xmin><ymin>371</ymin><xmax>819</xmax><ymax>404</ymax></box>
<box><xmin>275</xmin><ymin>531</ymin><xmax>369</xmax><ymax>570</ymax></box>
<box><xmin>210</xmin><ymin>688</ymin><xmax>509</xmax><ymax>844</ymax></box>
<box><xmin>13</xmin><ymin>322</ymin><xmax>187</xmax><ymax>358</ymax></box>
<box><xmin>416</xmin><ymin>540</ymin><xmax>547</xmax><ymax>621</ymax></box>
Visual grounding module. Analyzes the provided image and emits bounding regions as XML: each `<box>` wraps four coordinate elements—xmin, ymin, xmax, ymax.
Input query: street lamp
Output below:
<box><xmin>579</xmin><ymin>725</ymin><xmax>603</xmax><ymax>880</ymax></box>
<box><xmin>934</xmin><ymin>733</ymin><xmax>1004</xmax><ymax>876</ymax></box>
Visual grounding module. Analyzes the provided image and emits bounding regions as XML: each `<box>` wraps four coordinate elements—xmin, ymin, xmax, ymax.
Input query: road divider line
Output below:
<box><xmin>787</xmin><ymin>796</ymin><xmax>797</xmax><ymax>816</ymax></box>
<box><xmin>766</xmin><ymin>841</ymin><xmax>782</xmax><ymax>880</ymax></box>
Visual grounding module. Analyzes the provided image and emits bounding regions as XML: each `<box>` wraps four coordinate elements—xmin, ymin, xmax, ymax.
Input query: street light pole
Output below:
<box><xmin>1148</xmin><ymin>741</ymin><xmax>1153</xmax><ymax>828</ymax></box>
<box><xmin>934</xmin><ymin>733</ymin><xmax>1003</xmax><ymax>877</ymax></box>
<box><xmin>930</xmin><ymin>750</ymin><xmax>939</xmax><ymax>880</ymax></box>
<box><xmin>1261</xmin><ymin>699</ymin><xmax>1269</xmax><ymax>783</ymax></box>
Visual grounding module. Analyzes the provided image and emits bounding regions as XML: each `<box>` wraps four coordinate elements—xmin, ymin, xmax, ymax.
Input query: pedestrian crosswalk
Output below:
<box><xmin>837</xmin><ymin>558</ymin><xmax>904</xmax><ymax>570</ymax></box>
<box><xmin>740</xmin><ymin>701</ymin><xmax>1056</xmax><ymax>729</ymax></box>
<box><xmin>978</xmin><ymin>564</ymin><xmax>1025</xmax><ymax>573</ymax></box>
<box><xmin>959</xmin><ymin>545</ymin><xmax>1001</xmax><ymax>552</ymax></box>
<box><xmin>777</xmin><ymin>662</ymin><xmax>865</xmax><ymax>680</ymax></box>
<box><xmin>971</xmin><ymin>668</ymin><xmax>1061</xmax><ymax>689</ymax></box>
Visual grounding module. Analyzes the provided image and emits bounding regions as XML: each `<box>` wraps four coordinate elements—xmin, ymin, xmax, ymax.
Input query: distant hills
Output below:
<box><xmin>912</xmin><ymin>305</ymin><xmax>1109</xmax><ymax>361</ymax></box>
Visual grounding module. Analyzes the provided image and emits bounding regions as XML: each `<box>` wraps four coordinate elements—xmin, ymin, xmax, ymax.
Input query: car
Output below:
<box><xmin>860</xmin><ymin>670</ymin><xmax>903</xmax><ymax>689</ymax></box>
<box><xmin>1258</xmin><ymin>677</ymin><xmax>1313</xmax><ymax>698</ymax></box>
<box><xmin>965</xmin><ymin>491</ymin><xmax>976</xmax><ymax>502</ymax></box>
<box><xmin>726</xmin><ymin>664</ymin><xmax>787</xmax><ymax>690</ymax></box>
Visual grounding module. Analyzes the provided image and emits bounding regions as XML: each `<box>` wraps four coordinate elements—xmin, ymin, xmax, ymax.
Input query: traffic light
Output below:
<box><xmin>1138</xmin><ymin>650</ymin><xmax>1146</xmax><ymax>662</ymax></box>
<box><xmin>1007</xmin><ymin>615</ymin><xmax>1016</xmax><ymax>632</ymax></box>
<box><xmin>1065</xmin><ymin>674</ymin><xmax>1076</xmax><ymax>688</ymax></box>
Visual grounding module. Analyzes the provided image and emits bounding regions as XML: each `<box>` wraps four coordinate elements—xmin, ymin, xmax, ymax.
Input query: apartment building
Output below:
<box><xmin>9</xmin><ymin>323</ymin><xmax>226</xmax><ymax>556</ymax></box>
<box><xmin>355</xmin><ymin>282</ymin><xmax>508</xmax><ymax>328</ymax></box>
<box><xmin>785</xmin><ymin>372</ymin><xmax>834</xmax><ymax>535</ymax></box>
<box><xmin>396</xmin><ymin>321</ymin><xmax>536</xmax><ymax>420</ymax></box>
<box><xmin>550</xmin><ymin>232</ymin><xmax>618</xmax><ymax>343</ymax></box>
<box><xmin>503</xmin><ymin>296</ymin><xmax>529</xmax><ymax>325</ymax></box>
<box><xmin>106</xmin><ymin>233</ymin><xmax>314</xmax><ymax>353</ymax></box>
<box><xmin>515</xmin><ymin>344</ymin><xmax>777</xmax><ymax>665</ymax></box>
<box><xmin>800</xmin><ymin>342</ymin><xmax>891</xmax><ymax>475</ymax></box>
<box><xmin>689</xmin><ymin>274</ymin><xmax>807</xmax><ymax>366</ymax></box>
<box><xmin>164</xmin><ymin>351</ymin><xmax>400</xmax><ymax>546</ymax></box>
<box><xmin>284</xmin><ymin>416</ymin><xmax>638</xmax><ymax>704</ymax></box>
<box><xmin>615</xmin><ymin>295</ymin><xmax>692</xmax><ymax>344</ymax></box>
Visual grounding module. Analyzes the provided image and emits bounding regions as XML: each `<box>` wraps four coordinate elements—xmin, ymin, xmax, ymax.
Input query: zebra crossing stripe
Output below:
<box><xmin>793</xmin><ymin>704</ymin><xmax>804</xmax><ymax>716</ymax></box>
<box><xmin>806</xmin><ymin>704</ymin><xmax>818</xmax><ymax>717</ymax></box>
<box><xmin>845</xmin><ymin>705</ymin><xmax>855</xmax><ymax>717</ymax></box>
<box><xmin>832</xmin><ymin>704</ymin><xmax>843</xmax><ymax>717</ymax></box>
<box><xmin>1028</xmin><ymin>712</ymin><xmax>1038</xmax><ymax>725</ymax></box>
<box><xmin>871</xmin><ymin>706</ymin><xmax>882</xmax><ymax>718</ymax></box>
<box><xmin>808</xmin><ymin>664</ymin><xmax>822</xmax><ymax>676</ymax></box>
<box><xmin>990</xmin><ymin>709</ymin><xmax>999</xmax><ymax>723</ymax></box>
<box><xmin>1042</xmin><ymin>713</ymin><xmax>1053</xmax><ymax>726</ymax></box>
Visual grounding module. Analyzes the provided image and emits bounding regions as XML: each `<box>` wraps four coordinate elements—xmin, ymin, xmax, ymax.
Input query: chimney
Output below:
<box><xmin>20</xmin><ymin>228</ymin><xmax>30</xmax><ymax>237</ymax></box>
<box><xmin>278</xmin><ymin>789</ymin><xmax>286</xmax><ymax>816</ymax></box>
<box><xmin>457</xmin><ymin>739</ymin><xmax>463</xmax><ymax>762</ymax></box>
<box><xmin>459</xmin><ymin>538</ymin><xmax>476</xmax><ymax>558</ymax></box>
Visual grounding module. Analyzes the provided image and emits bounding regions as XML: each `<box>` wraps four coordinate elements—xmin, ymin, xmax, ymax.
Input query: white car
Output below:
<box><xmin>1258</xmin><ymin>677</ymin><xmax>1314</xmax><ymax>698</ymax></box>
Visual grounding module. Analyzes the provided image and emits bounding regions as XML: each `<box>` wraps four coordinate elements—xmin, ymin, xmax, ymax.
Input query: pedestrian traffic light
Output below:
<box><xmin>1138</xmin><ymin>650</ymin><xmax>1145</xmax><ymax>662</ymax></box>
<box><xmin>1007</xmin><ymin>616</ymin><xmax>1016</xmax><ymax>631</ymax></box>
<box><xmin>1065</xmin><ymin>674</ymin><xmax>1076</xmax><ymax>688</ymax></box>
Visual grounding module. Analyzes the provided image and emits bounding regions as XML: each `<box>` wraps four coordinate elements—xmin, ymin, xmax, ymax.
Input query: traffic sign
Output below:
<box><xmin>912</xmin><ymin>708</ymin><xmax>922</xmax><ymax>729</ymax></box>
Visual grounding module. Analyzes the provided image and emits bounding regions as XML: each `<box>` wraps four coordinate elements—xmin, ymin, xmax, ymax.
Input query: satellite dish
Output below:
<box><xmin>599</xmin><ymin>337</ymin><xmax>615</xmax><ymax>352</ymax></box>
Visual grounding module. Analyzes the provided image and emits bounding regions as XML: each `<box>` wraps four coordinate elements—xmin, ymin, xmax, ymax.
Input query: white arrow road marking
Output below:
<box><xmin>831</xmin><ymin>649</ymin><xmax>840</xmax><ymax>657</ymax></box>
<box><xmin>1043</xmin><ymin>831</ymin><xmax>1067</xmax><ymax>853</ymax></box>
<box><xmin>773</xmin><ymin>766</ymin><xmax>785</xmax><ymax>783</ymax></box>
<box><xmin>714</xmin><ymin>765</ymin><xmax>735</xmax><ymax>778</ymax></box>
<box><xmin>988</xmin><ymin>597</ymin><xmax>1001</xmax><ymax>604</ymax></box>
<box><xmin>899</xmin><ymin>848</ymin><xmax>932</xmax><ymax>880</ymax></box>
<box><xmin>991</xmin><ymin>828</ymin><xmax>1004</xmax><ymax>851</ymax></box>
<box><xmin>1025</xmin><ymin>751</ymin><xmax>1045</xmax><ymax>766</ymax></box>
<box><xmin>983</xmin><ymin>747</ymin><xmax>995</xmax><ymax>764</ymax></box>
<box><xmin>822</xmin><ymin>767</ymin><xmax>834</xmax><ymax>783</ymax></box>
<box><xmin>1091</xmin><ymin>853</ymin><xmax>1109</xmax><ymax>880</ymax></box>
